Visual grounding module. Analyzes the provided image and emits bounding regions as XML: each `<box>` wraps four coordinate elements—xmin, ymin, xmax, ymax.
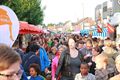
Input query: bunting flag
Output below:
<box><xmin>97</xmin><ymin>24</ymin><xmax>102</xmax><ymax>33</ymax></box>
<box><xmin>106</xmin><ymin>23</ymin><xmax>115</xmax><ymax>33</ymax></box>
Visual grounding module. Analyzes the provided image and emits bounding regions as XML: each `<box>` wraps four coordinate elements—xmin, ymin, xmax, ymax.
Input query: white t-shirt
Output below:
<box><xmin>75</xmin><ymin>73</ymin><xmax>96</xmax><ymax>80</ymax></box>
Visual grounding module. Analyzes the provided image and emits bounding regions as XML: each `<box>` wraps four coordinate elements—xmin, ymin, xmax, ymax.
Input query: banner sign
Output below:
<box><xmin>0</xmin><ymin>5</ymin><xmax>19</xmax><ymax>47</ymax></box>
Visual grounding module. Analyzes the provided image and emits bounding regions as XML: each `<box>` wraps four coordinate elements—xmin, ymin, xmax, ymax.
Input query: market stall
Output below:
<box><xmin>19</xmin><ymin>21</ymin><xmax>43</xmax><ymax>34</ymax></box>
<box><xmin>18</xmin><ymin>21</ymin><xmax>44</xmax><ymax>49</ymax></box>
<box><xmin>92</xmin><ymin>28</ymin><xmax>108</xmax><ymax>39</ymax></box>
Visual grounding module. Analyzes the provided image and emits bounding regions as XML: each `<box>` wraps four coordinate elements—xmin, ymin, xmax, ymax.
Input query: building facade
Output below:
<box><xmin>112</xmin><ymin>0</ymin><xmax>120</xmax><ymax>13</ymax></box>
<box><xmin>95</xmin><ymin>4</ymin><xmax>102</xmax><ymax>22</ymax></box>
<box><xmin>95</xmin><ymin>0</ymin><xmax>120</xmax><ymax>21</ymax></box>
<box><xmin>95</xmin><ymin>0</ymin><xmax>120</xmax><ymax>40</ymax></box>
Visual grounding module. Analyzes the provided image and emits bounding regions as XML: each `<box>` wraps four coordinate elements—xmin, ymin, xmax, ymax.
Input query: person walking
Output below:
<box><xmin>55</xmin><ymin>36</ymin><xmax>84</xmax><ymax>80</ymax></box>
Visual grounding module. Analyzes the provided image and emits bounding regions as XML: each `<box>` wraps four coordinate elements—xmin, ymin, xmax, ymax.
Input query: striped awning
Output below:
<box><xmin>92</xmin><ymin>28</ymin><xmax>108</xmax><ymax>39</ymax></box>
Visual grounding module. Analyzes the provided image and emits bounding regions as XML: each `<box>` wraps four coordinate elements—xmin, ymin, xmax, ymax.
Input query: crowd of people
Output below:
<box><xmin>0</xmin><ymin>34</ymin><xmax>120</xmax><ymax>80</ymax></box>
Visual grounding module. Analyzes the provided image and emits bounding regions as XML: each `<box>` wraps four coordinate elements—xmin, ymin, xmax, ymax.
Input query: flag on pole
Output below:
<box><xmin>97</xmin><ymin>24</ymin><xmax>102</xmax><ymax>33</ymax></box>
<box><xmin>106</xmin><ymin>23</ymin><xmax>115</xmax><ymax>33</ymax></box>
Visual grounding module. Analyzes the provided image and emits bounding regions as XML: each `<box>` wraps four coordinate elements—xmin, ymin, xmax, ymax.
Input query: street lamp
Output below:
<box><xmin>82</xmin><ymin>1</ymin><xmax>85</xmax><ymax>30</ymax></box>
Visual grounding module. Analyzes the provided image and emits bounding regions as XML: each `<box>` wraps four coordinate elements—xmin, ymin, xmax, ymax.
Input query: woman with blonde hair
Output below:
<box><xmin>111</xmin><ymin>41</ymin><xmax>117</xmax><ymax>51</ymax></box>
<box><xmin>102</xmin><ymin>39</ymin><xmax>119</xmax><ymax>65</ymax></box>
<box><xmin>104</xmin><ymin>39</ymin><xmax>112</xmax><ymax>46</ymax></box>
<box><xmin>0</xmin><ymin>44</ymin><xmax>22</xmax><ymax>80</ymax></box>
<box><xmin>95</xmin><ymin>53</ymin><xmax>117</xmax><ymax>80</ymax></box>
<box><xmin>110</xmin><ymin>55</ymin><xmax>120</xmax><ymax>80</ymax></box>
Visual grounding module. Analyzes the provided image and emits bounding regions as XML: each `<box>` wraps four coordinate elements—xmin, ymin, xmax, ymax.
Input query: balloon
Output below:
<box><xmin>0</xmin><ymin>5</ymin><xmax>19</xmax><ymax>47</ymax></box>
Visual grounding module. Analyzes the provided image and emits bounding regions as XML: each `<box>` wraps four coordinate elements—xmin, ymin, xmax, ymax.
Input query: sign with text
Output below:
<box><xmin>0</xmin><ymin>5</ymin><xmax>19</xmax><ymax>47</ymax></box>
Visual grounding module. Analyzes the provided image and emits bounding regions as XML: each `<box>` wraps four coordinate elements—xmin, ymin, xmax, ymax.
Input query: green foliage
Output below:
<box><xmin>67</xmin><ymin>29</ymin><xmax>73</xmax><ymax>32</ymax></box>
<box><xmin>2</xmin><ymin>0</ymin><xmax>44</xmax><ymax>25</ymax></box>
<box><xmin>47</xmin><ymin>23</ymin><xmax>55</xmax><ymax>26</ymax></box>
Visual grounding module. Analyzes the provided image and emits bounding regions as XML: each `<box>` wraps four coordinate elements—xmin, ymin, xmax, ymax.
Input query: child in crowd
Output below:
<box><xmin>75</xmin><ymin>62</ymin><xmax>96</xmax><ymax>80</ymax></box>
<box><xmin>110</xmin><ymin>55</ymin><xmax>120</xmax><ymax>80</ymax></box>
<box><xmin>29</xmin><ymin>63</ymin><xmax>45</xmax><ymax>80</ymax></box>
<box><xmin>95</xmin><ymin>53</ymin><xmax>116</xmax><ymax>80</ymax></box>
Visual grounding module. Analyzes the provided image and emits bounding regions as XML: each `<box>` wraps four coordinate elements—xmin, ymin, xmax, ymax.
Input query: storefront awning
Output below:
<box><xmin>92</xmin><ymin>28</ymin><xmax>108</xmax><ymax>39</ymax></box>
<box><xmin>19</xmin><ymin>21</ymin><xmax>43</xmax><ymax>34</ymax></box>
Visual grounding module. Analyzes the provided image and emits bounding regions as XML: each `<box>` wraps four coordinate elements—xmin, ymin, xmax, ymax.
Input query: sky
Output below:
<box><xmin>42</xmin><ymin>0</ymin><xmax>107</xmax><ymax>24</ymax></box>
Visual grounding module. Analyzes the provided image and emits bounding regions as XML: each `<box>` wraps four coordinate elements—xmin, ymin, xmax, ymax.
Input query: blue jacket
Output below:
<box><xmin>30</xmin><ymin>76</ymin><xmax>44</xmax><ymax>80</ymax></box>
<box><xmin>39</xmin><ymin>47</ymin><xmax>50</xmax><ymax>72</ymax></box>
<box><xmin>20</xmin><ymin>65</ymin><xmax>28</xmax><ymax>80</ymax></box>
<box><xmin>23</xmin><ymin>52</ymin><xmax>40</xmax><ymax>76</ymax></box>
<box><xmin>14</xmin><ymin>48</ymin><xmax>25</xmax><ymax>66</ymax></box>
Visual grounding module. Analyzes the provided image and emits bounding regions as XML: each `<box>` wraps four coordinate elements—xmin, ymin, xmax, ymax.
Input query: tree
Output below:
<box><xmin>2</xmin><ymin>0</ymin><xmax>44</xmax><ymax>25</ymax></box>
<box><xmin>47</xmin><ymin>23</ymin><xmax>55</xmax><ymax>26</ymax></box>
